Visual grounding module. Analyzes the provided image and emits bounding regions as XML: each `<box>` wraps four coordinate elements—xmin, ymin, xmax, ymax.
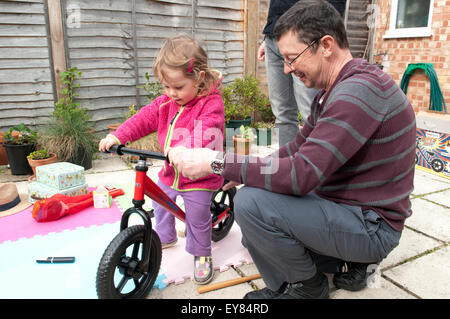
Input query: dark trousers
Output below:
<box><xmin>234</xmin><ymin>187</ymin><xmax>401</xmax><ymax>291</ymax></box>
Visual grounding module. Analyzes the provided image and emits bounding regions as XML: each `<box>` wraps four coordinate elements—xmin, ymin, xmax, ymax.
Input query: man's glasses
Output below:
<box><xmin>284</xmin><ymin>38</ymin><xmax>319</xmax><ymax>68</ymax></box>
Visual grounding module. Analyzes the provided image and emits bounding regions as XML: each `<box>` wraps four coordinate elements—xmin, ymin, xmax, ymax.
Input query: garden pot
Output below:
<box><xmin>70</xmin><ymin>145</ymin><xmax>92</xmax><ymax>170</ymax></box>
<box><xmin>0</xmin><ymin>131</ymin><xmax>20</xmax><ymax>165</ymax></box>
<box><xmin>3</xmin><ymin>143</ymin><xmax>35</xmax><ymax>175</ymax></box>
<box><xmin>27</xmin><ymin>152</ymin><xmax>57</xmax><ymax>178</ymax></box>
<box><xmin>0</xmin><ymin>133</ymin><xmax>7</xmax><ymax>165</ymax></box>
<box><xmin>225</xmin><ymin>117</ymin><xmax>252</xmax><ymax>148</ymax></box>
<box><xmin>107</xmin><ymin>123</ymin><xmax>121</xmax><ymax>132</ymax></box>
<box><xmin>233</xmin><ymin>135</ymin><xmax>253</xmax><ymax>156</ymax></box>
<box><xmin>256</xmin><ymin>128</ymin><xmax>272</xmax><ymax>146</ymax></box>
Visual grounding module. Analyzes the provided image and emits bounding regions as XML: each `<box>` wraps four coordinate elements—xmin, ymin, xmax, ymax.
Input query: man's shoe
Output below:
<box><xmin>243</xmin><ymin>286</ymin><xmax>285</xmax><ymax>299</ymax></box>
<box><xmin>275</xmin><ymin>272</ymin><xmax>329</xmax><ymax>299</ymax></box>
<box><xmin>332</xmin><ymin>262</ymin><xmax>370</xmax><ymax>291</ymax></box>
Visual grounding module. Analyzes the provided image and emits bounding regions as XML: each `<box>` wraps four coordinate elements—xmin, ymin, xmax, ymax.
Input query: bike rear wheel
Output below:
<box><xmin>96</xmin><ymin>225</ymin><xmax>161</xmax><ymax>299</ymax></box>
<box><xmin>211</xmin><ymin>185</ymin><xmax>236</xmax><ymax>242</ymax></box>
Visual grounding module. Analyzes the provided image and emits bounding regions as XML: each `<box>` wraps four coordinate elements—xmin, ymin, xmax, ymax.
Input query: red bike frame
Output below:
<box><xmin>134</xmin><ymin>167</ymin><xmax>186</xmax><ymax>222</ymax></box>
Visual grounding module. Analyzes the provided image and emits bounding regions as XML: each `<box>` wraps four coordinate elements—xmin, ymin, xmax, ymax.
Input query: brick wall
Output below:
<box><xmin>372</xmin><ymin>0</ymin><xmax>449</xmax><ymax>114</ymax></box>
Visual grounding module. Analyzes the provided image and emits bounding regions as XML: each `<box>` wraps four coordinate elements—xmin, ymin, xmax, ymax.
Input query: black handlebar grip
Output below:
<box><xmin>104</xmin><ymin>144</ymin><xmax>122</xmax><ymax>155</ymax></box>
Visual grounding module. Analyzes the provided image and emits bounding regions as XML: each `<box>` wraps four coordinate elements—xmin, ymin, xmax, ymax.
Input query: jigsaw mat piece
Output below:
<box><xmin>0</xmin><ymin>190</ymin><xmax>124</xmax><ymax>244</ymax></box>
<box><xmin>160</xmin><ymin>221</ymin><xmax>253</xmax><ymax>285</ymax></box>
<box><xmin>0</xmin><ymin>222</ymin><xmax>166</xmax><ymax>299</ymax></box>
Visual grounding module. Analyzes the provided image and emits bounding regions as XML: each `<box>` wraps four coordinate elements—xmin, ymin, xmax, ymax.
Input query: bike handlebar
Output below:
<box><xmin>106</xmin><ymin>144</ymin><xmax>168</xmax><ymax>162</ymax></box>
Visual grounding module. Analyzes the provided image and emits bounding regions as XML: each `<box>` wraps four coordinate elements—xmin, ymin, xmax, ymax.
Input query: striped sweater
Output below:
<box><xmin>223</xmin><ymin>58</ymin><xmax>416</xmax><ymax>231</ymax></box>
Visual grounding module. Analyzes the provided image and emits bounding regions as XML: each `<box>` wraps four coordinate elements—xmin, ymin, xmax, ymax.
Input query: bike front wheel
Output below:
<box><xmin>96</xmin><ymin>225</ymin><xmax>161</xmax><ymax>299</ymax></box>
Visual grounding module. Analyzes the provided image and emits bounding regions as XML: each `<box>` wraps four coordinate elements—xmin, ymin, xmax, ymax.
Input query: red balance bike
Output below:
<box><xmin>96</xmin><ymin>145</ymin><xmax>236</xmax><ymax>299</ymax></box>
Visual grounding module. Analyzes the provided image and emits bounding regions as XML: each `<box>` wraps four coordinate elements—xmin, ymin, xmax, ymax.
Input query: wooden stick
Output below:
<box><xmin>197</xmin><ymin>274</ymin><xmax>262</xmax><ymax>294</ymax></box>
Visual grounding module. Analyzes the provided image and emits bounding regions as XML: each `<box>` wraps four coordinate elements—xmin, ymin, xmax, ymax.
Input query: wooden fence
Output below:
<box><xmin>0</xmin><ymin>0</ymin><xmax>369</xmax><ymax>135</ymax></box>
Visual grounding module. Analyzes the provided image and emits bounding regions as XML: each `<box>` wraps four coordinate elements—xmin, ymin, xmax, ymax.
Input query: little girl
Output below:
<box><xmin>99</xmin><ymin>34</ymin><xmax>224</xmax><ymax>285</ymax></box>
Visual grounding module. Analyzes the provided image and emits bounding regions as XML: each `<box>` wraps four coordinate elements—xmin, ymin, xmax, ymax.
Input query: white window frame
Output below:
<box><xmin>383</xmin><ymin>0</ymin><xmax>434</xmax><ymax>39</ymax></box>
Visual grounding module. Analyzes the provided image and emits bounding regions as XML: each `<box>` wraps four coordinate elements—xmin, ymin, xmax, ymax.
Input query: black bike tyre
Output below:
<box><xmin>96</xmin><ymin>225</ymin><xmax>161</xmax><ymax>299</ymax></box>
<box><xmin>431</xmin><ymin>159</ymin><xmax>444</xmax><ymax>172</ymax></box>
<box><xmin>211</xmin><ymin>186</ymin><xmax>236</xmax><ymax>242</ymax></box>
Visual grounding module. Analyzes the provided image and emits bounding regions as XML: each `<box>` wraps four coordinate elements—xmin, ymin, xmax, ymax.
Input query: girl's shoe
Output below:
<box><xmin>161</xmin><ymin>238</ymin><xmax>177</xmax><ymax>249</ymax></box>
<box><xmin>194</xmin><ymin>256</ymin><xmax>214</xmax><ymax>285</ymax></box>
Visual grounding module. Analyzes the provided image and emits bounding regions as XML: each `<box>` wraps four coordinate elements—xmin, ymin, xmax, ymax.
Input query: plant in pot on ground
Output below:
<box><xmin>223</xmin><ymin>74</ymin><xmax>270</xmax><ymax>148</ymax></box>
<box><xmin>27</xmin><ymin>149</ymin><xmax>57</xmax><ymax>179</ymax></box>
<box><xmin>2</xmin><ymin>123</ymin><xmax>37</xmax><ymax>175</ymax></box>
<box><xmin>233</xmin><ymin>125</ymin><xmax>255</xmax><ymax>156</ymax></box>
<box><xmin>252</xmin><ymin>99</ymin><xmax>275</xmax><ymax>146</ymax></box>
<box><xmin>40</xmin><ymin>67</ymin><xmax>96</xmax><ymax>170</ymax></box>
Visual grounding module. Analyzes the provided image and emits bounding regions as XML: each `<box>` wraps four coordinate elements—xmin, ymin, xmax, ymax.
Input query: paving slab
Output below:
<box><xmin>383</xmin><ymin>245</ymin><xmax>450</xmax><ymax>299</ymax></box>
<box><xmin>407</xmin><ymin>198</ymin><xmax>450</xmax><ymax>242</ymax></box>
<box><xmin>411</xmin><ymin>169</ymin><xmax>450</xmax><ymax>196</ymax></box>
<box><xmin>423</xmin><ymin>188</ymin><xmax>450</xmax><ymax>207</ymax></box>
<box><xmin>379</xmin><ymin>227</ymin><xmax>442</xmax><ymax>270</ymax></box>
<box><xmin>331</xmin><ymin>277</ymin><xmax>416</xmax><ymax>299</ymax></box>
<box><xmin>235</xmin><ymin>263</ymin><xmax>264</xmax><ymax>291</ymax></box>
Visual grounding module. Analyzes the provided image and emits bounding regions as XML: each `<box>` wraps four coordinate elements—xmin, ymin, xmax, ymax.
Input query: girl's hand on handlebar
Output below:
<box><xmin>99</xmin><ymin>136</ymin><xmax>118</xmax><ymax>152</ymax></box>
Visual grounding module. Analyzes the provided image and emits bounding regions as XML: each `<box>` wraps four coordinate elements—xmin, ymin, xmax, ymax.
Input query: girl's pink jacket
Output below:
<box><xmin>110</xmin><ymin>86</ymin><xmax>225</xmax><ymax>192</ymax></box>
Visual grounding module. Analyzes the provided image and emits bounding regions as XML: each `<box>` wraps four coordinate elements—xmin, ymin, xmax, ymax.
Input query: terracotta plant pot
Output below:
<box><xmin>27</xmin><ymin>152</ymin><xmax>57</xmax><ymax>178</ymax></box>
<box><xmin>0</xmin><ymin>132</ymin><xmax>7</xmax><ymax>165</ymax></box>
<box><xmin>233</xmin><ymin>135</ymin><xmax>253</xmax><ymax>155</ymax></box>
<box><xmin>107</xmin><ymin>123</ymin><xmax>121</xmax><ymax>132</ymax></box>
<box><xmin>0</xmin><ymin>131</ymin><xmax>20</xmax><ymax>165</ymax></box>
<box><xmin>225</xmin><ymin>118</ymin><xmax>252</xmax><ymax>148</ymax></box>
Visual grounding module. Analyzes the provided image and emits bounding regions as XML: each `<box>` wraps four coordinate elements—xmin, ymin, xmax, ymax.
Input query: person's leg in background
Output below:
<box><xmin>292</xmin><ymin>74</ymin><xmax>318</xmax><ymax>126</ymax></box>
<box><xmin>264</xmin><ymin>36</ymin><xmax>318</xmax><ymax>146</ymax></box>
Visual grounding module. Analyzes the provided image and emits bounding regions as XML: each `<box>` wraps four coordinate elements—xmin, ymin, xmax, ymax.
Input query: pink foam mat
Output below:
<box><xmin>160</xmin><ymin>221</ymin><xmax>253</xmax><ymax>285</ymax></box>
<box><xmin>0</xmin><ymin>199</ymin><xmax>123</xmax><ymax>244</ymax></box>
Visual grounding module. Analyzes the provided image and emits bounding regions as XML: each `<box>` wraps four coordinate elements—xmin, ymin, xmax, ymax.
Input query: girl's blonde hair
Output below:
<box><xmin>153</xmin><ymin>34</ymin><xmax>220</xmax><ymax>96</ymax></box>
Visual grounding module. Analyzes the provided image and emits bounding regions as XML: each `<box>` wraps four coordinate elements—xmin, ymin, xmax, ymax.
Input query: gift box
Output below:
<box><xmin>36</xmin><ymin>162</ymin><xmax>85</xmax><ymax>190</ymax></box>
<box><xmin>93</xmin><ymin>185</ymin><xmax>112</xmax><ymax>208</ymax></box>
<box><xmin>27</xmin><ymin>181</ymin><xmax>89</xmax><ymax>203</ymax></box>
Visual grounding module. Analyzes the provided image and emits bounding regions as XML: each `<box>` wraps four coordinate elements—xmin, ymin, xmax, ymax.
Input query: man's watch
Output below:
<box><xmin>210</xmin><ymin>151</ymin><xmax>225</xmax><ymax>175</ymax></box>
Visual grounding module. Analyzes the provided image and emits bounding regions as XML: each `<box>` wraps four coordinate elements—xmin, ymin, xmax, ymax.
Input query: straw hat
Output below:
<box><xmin>0</xmin><ymin>183</ymin><xmax>31</xmax><ymax>218</ymax></box>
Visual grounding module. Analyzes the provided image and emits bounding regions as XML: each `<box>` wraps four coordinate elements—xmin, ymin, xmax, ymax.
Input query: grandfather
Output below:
<box><xmin>167</xmin><ymin>0</ymin><xmax>416</xmax><ymax>299</ymax></box>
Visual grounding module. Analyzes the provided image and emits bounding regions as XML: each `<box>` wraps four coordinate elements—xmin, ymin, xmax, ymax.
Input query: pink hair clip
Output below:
<box><xmin>187</xmin><ymin>57</ymin><xmax>195</xmax><ymax>73</ymax></box>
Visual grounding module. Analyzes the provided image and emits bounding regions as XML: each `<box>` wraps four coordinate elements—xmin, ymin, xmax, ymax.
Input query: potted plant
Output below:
<box><xmin>252</xmin><ymin>100</ymin><xmax>275</xmax><ymax>146</ymax></box>
<box><xmin>27</xmin><ymin>149</ymin><xmax>57</xmax><ymax>179</ymax></box>
<box><xmin>233</xmin><ymin>125</ymin><xmax>255</xmax><ymax>155</ymax></box>
<box><xmin>223</xmin><ymin>74</ymin><xmax>270</xmax><ymax>147</ymax></box>
<box><xmin>0</xmin><ymin>130</ymin><xmax>20</xmax><ymax>165</ymax></box>
<box><xmin>40</xmin><ymin>67</ymin><xmax>96</xmax><ymax>170</ymax></box>
<box><xmin>252</xmin><ymin>121</ymin><xmax>274</xmax><ymax>146</ymax></box>
<box><xmin>2</xmin><ymin>123</ymin><xmax>37</xmax><ymax>175</ymax></box>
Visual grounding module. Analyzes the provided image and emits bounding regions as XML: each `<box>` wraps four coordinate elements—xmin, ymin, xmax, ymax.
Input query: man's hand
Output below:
<box><xmin>167</xmin><ymin>146</ymin><xmax>218</xmax><ymax>180</ymax></box>
<box><xmin>257</xmin><ymin>41</ymin><xmax>265</xmax><ymax>61</ymax></box>
<box><xmin>223</xmin><ymin>180</ymin><xmax>240</xmax><ymax>191</ymax></box>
